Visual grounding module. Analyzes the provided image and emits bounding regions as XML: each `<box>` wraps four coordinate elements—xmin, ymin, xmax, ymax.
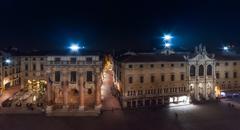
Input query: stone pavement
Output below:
<box><xmin>0</xmin><ymin>86</ymin><xmax>20</xmax><ymax>105</ymax></box>
<box><xmin>221</xmin><ymin>98</ymin><xmax>240</xmax><ymax>109</ymax></box>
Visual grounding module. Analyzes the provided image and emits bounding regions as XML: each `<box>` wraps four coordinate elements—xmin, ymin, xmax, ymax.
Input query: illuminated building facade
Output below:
<box><xmin>0</xmin><ymin>50</ymin><xmax>21</xmax><ymax>95</ymax></box>
<box><xmin>0</xmin><ymin>49</ymin><xmax>103</xmax><ymax>115</ymax></box>
<box><xmin>45</xmin><ymin>53</ymin><xmax>102</xmax><ymax>115</ymax></box>
<box><xmin>114</xmin><ymin>45</ymin><xmax>240</xmax><ymax>108</ymax></box>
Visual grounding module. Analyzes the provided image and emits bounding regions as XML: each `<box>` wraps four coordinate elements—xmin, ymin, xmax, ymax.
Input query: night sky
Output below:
<box><xmin>0</xmin><ymin>0</ymin><xmax>240</xmax><ymax>52</ymax></box>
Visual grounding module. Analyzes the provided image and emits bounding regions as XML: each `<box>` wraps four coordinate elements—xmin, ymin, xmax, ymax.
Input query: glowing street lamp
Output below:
<box><xmin>5</xmin><ymin>59</ymin><xmax>11</xmax><ymax>64</ymax></box>
<box><xmin>162</xmin><ymin>34</ymin><xmax>173</xmax><ymax>41</ymax></box>
<box><xmin>165</xmin><ymin>43</ymin><xmax>171</xmax><ymax>48</ymax></box>
<box><xmin>223</xmin><ymin>46</ymin><xmax>229</xmax><ymax>51</ymax></box>
<box><xmin>69</xmin><ymin>44</ymin><xmax>80</xmax><ymax>52</ymax></box>
<box><xmin>69</xmin><ymin>44</ymin><xmax>85</xmax><ymax>52</ymax></box>
<box><xmin>162</xmin><ymin>34</ymin><xmax>173</xmax><ymax>48</ymax></box>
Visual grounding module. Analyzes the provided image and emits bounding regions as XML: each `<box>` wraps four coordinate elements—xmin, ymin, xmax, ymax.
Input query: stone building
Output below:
<box><xmin>45</xmin><ymin>52</ymin><xmax>102</xmax><ymax>115</ymax></box>
<box><xmin>187</xmin><ymin>45</ymin><xmax>216</xmax><ymax>101</ymax></box>
<box><xmin>215</xmin><ymin>53</ymin><xmax>240</xmax><ymax>94</ymax></box>
<box><xmin>114</xmin><ymin>45</ymin><xmax>240</xmax><ymax>108</ymax></box>
<box><xmin>0</xmin><ymin>50</ymin><xmax>21</xmax><ymax>94</ymax></box>
<box><xmin>114</xmin><ymin>51</ymin><xmax>189</xmax><ymax>108</ymax></box>
<box><xmin>0</xmin><ymin>49</ymin><xmax>103</xmax><ymax>115</ymax></box>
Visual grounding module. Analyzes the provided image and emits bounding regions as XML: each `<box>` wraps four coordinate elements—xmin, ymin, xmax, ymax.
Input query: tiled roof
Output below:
<box><xmin>215</xmin><ymin>54</ymin><xmax>240</xmax><ymax>61</ymax></box>
<box><xmin>117</xmin><ymin>53</ymin><xmax>186</xmax><ymax>63</ymax></box>
<box><xmin>12</xmin><ymin>50</ymin><xmax>103</xmax><ymax>56</ymax></box>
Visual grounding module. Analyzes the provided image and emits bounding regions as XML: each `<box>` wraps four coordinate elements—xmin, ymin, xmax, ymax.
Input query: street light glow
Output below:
<box><xmin>223</xmin><ymin>46</ymin><xmax>229</xmax><ymax>51</ymax></box>
<box><xmin>165</xmin><ymin>43</ymin><xmax>171</xmax><ymax>48</ymax></box>
<box><xmin>163</xmin><ymin>34</ymin><xmax>173</xmax><ymax>41</ymax></box>
<box><xmin>69</xmin><ymin>44</ymin><xmax>80</xmax><ymax>52</ymax></box>
<box><xmin>5</xmin><ymin>59</ymin><xmax>11</xmax><ymax>64</ymax></box>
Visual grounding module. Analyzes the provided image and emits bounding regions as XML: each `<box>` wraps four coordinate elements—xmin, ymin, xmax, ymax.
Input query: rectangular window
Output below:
<box><xmin>139</xmin><ymin>64</ymin><xmax>143</xmax><ymax>68</ymax></box>
<box><xmin>40</xmin><ymin>64</ymin><xmax>44</xmax><ymax>71</ymax></box>
<box><xmin>180</xmin><ymin>63</ymin><xmax>184</xmax><ymax>67</ymax></box>
<box><xmin>33</xmin><ymin>64</ymin><xmax>36</xmax><ymax>71</ymax></box>
<box><xmin>171</xmin><ymin>64</ymin><xmax>174</xmax><ymax>67</ymax></box>
<box><xmin>225</xmin><ymin>62</ymin><xmax>228</xmax><ymax>66</ymax></box>
<box><xmin>171</xmin><ymin>75</ymin><xmax>175</xmax><ymax>81</ymax></box>
<box><xmin>55</xmin><ymin>58</ymin><xmax>61</xmax><ymax>64</ymax></box>
<box><xmin>70</xmin><ymin>57</ymin><xmax>77</xmax><ymax>64</ymax></box>
<box><xmin>151</xmin><ymin>75</ymin><xmax>155</xmax><ymax>83</ymax></box>
<box><xmin>70</xmin><ymin>71</ymin><xmax>77</xmax><ymax>82</ymax></box>
<box><xmin>25</xmin><ymin>64</ymin><xmax>28</xmax><ymax>71</ymax></box>
<box><xmin>128</xmin><ymin>64</ymin><xmax>132</xmax><ymax>68</ymax></box>
<box><xmin>233</xmin><ymin>62</ymin><xmax>237</xmax><ymax>66</ymax></box>
<box><xmin>216</xmin><ymin>72</ymin><xmax>220</xmax><ymax>79</ymax></box>
<box><xmin>87</xmin><ymin>71</ymin><xmax>93</xmax><ymax>82</ymax></box>
<box><xmin>161</xmin><ymin>64</ymin><xmax>164</xmax><ymax>67</ymax></box>
<box><xmin>86</xmin><ymin>57</ymin><xmax>93</xmax><ymax>64</ymax></box>
<box><xmin>234</xmin><ymin>72</ymin><xmax>237</xmax><ymax>78</ymax></box>
<box><xmin>225</xmin><ymin>72</ymin><xmax>229</xmax><ymax>79</ymax></box>
<box><xmin>150</xmin><ymin>64</ymin><xmax>154</xmax><ymax>68</ymax></box>
<box><xmin>140</xmin><ymin>76</ymin><xmax>144</xmax><ymax>83</ymax></box>
<box><xmin>181</xmin><ymin>74</ymin><xmax>184</xmax><ymax>80</ymax></box>
<box><xmin>216</xmin><ymin>62</ymin><xmax>220</xmax><ymax>66</ymax></box>
<box><xmin>55</xmin><ymin>71</ymin><xmax>61</xmax><ymax>82</ymax></box>
<box><xmin>128</xmin><ymin>77</ymin><xmax>133</xmax><ymax>84</ymax></box>
<box><xmin>161</xmin><ymin>75</ymin><xmax>165</xmax><ymax>81</ymax></box>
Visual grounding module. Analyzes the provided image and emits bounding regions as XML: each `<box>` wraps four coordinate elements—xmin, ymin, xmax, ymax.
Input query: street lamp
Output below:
<box><xmin>162</xmin><ymin>34</ymin><xmax>173</xmax><ymax>41</ymax></box>
<box><xmin>162</xmin><ymin>34</ymin><xmax>173</xmax><ymax>48</ymax></box>
<box><xmin>5</xmin><ymin>59</ymin><xmax>11</xmax><ymax>64</ymax></box>
<box><xmin>69</xmin><ymin>44</ymin><xmax>80</xmax><ymax>52</ymax></box>
<box><xmin>69</xmin><ymin>43</ymin><xmax>85</xmax><ymax>52</ymax></box>
<box><xmin>223</xmin><ymin>46</ymin><xmax>229</xmax><ymax>51</ymax></box>
<box><xmin>165</xmin><ymin>43</ymin><xmax>171</xmax><ymax>48</ymax></box>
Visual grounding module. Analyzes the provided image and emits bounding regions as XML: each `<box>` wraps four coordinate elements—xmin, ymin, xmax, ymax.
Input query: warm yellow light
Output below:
<box><xmin>33</xmin><ymin>95</ymin><xmax>37</xmax><ymax>102</ymax></box>
<box><xmin>28</xmin><ymin>80</ymin><xmax>32</xmax><ymax>84</ymax></box>
<box><xmin>215</xmin><ymin>86</ymin><xmax>221</xmax><ymax>97</ymax></box>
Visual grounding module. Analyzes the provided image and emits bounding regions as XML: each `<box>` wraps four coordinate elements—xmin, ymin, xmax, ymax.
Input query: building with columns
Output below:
<box><xmin>0</xmin><ymin>49</ymin><xmax>103</xmax><ymax>116</ymax></box>
<box><xmin>45</xmin><ymin>53</ymin><xmax>102</xmax><ymax>114</ymax></box>
<box><xmin>187</xmin><ymin>45</ymin><xmax>216</xmax><ymax>101</ymax></box>
<box><xmin>114</xmin><ymin>45</ymin><xmax>240</xmax><ymax>108</ymax></box>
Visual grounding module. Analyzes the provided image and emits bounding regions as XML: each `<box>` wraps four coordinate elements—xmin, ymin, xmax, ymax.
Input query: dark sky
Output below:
<box><xmin>0</xmin><ymin>0</ymin><xmax>240</xmax><ymax>52</ymax></box>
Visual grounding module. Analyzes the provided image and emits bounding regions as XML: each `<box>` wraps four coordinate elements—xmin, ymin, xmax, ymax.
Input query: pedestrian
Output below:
<box><xmin>175</xmin><ymin>112</ymin><xmax>178</xmax><ymax>119</ymax></box>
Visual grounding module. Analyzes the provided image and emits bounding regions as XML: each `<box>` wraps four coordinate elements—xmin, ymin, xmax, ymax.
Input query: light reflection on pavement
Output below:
<box><xmin>0</xmin><ymin>86</ymin><xmax>20</xmax><ymax>105</ymax></box>
<box><xmin>101</xmin><ymin>71</ymin><xmax>121</xmax><ymax>110</ymax></box>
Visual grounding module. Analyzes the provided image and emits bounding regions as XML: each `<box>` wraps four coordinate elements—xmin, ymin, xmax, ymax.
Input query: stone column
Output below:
<box><xmin>79</xmin><ymin>73</ymin><xmax>84</xmax><ymax>111</ymax></box>
<box><xmin>95</xmin><ymin>73</ymin><xmax>102</xmax><ymax>110</ymax></box>
<box><xmin>46</xmin><ymin>70</ymin><xmax>53</xmax><ymax>113</ymax></box>
<box><xmin>63</xmin><ymin>71</ymin><xmax>69</xmax><ymax>110</ymax></box>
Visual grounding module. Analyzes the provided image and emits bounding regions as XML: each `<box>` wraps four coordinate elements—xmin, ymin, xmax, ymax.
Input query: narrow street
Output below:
<box><xmin>101</xmin><ymin>70</ymin><xmax>121</xmax><ymax>110</ymax></box>
<box><xmin>0</xmin><ymin>86</ymin><xmax>20</xmax><ymax>106</ymax></box>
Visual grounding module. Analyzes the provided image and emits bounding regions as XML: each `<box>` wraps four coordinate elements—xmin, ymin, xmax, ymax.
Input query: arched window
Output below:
<box><xmin>207</xmin><ymin>65</ymin><xmax>212</xmax><ymax>76</ymax></box>
<box><xmin>199</xmin><ymin>65</ymin><xmax>204</xmax><ymax>76</ymax></box>
<box><xmin>190</xmin><ymin>65</ymin><xmax>195</xmax><ymax>76</ymax></box>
